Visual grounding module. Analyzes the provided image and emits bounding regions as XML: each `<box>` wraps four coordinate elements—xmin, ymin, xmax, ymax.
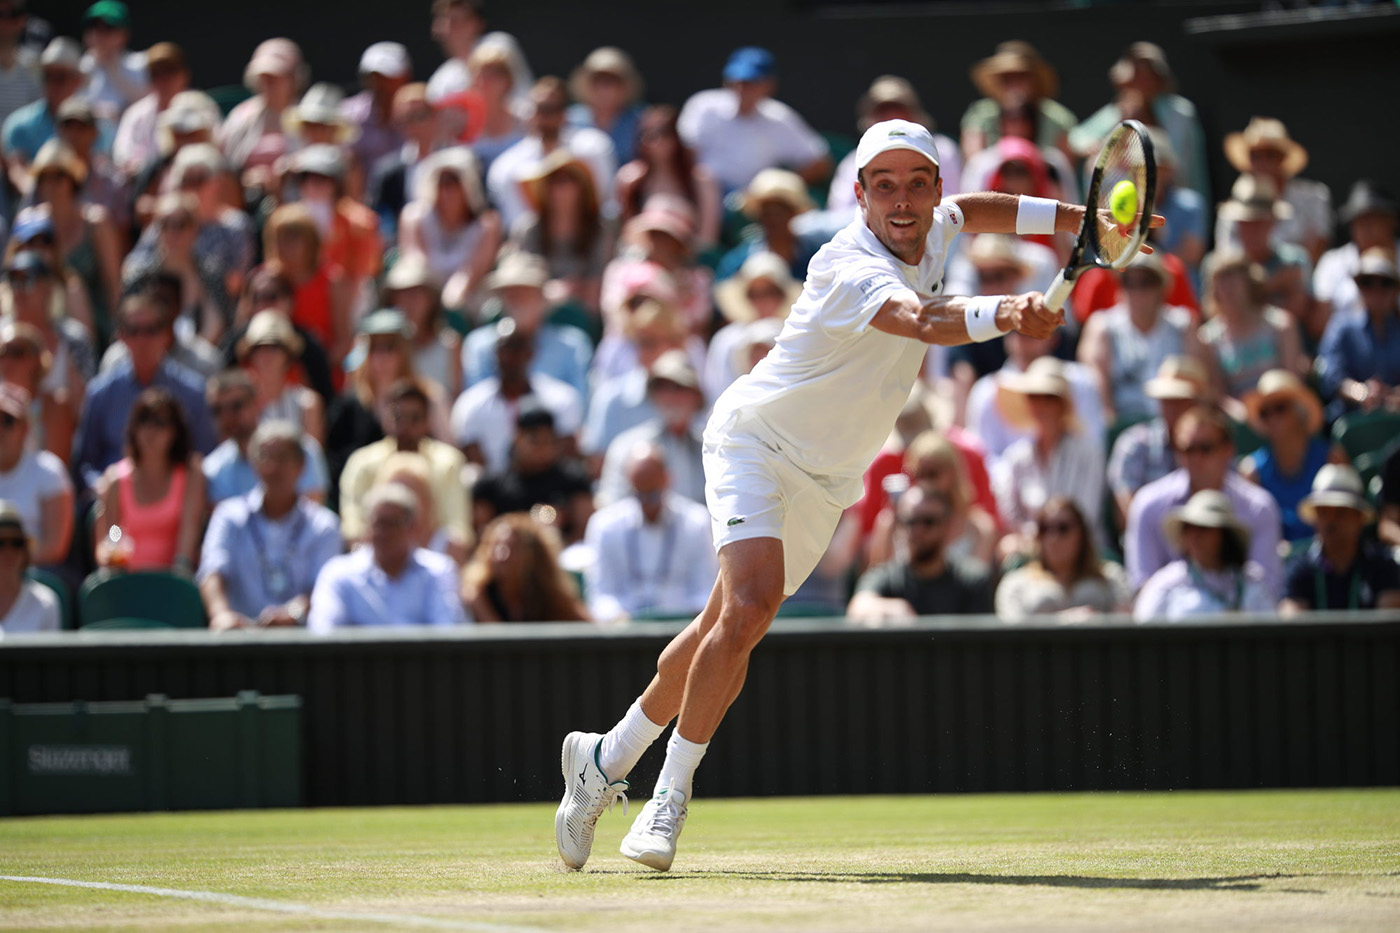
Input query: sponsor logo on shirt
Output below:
<box><xmin>727</xmin><ymin>516</ymin><xmax>747</xmax><ymax>526</ymax></box>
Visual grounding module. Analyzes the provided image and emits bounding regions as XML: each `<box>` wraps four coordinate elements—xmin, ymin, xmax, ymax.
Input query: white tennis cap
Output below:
<box><xmin>855</xmin><ymin>119</ymin><xmax>941</xmax><ymax>172</ymax></box>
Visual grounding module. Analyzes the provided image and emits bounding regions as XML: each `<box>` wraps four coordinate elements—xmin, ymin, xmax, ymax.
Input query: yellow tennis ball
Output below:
<box><xmin>1109</xmin><ymin>180</ymin><xmax>1138</xmax><ymax>226</ymax></box>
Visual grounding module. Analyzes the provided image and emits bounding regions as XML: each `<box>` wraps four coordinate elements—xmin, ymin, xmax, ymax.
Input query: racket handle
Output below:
<box><xmin>1044</xmin><ymin>269</ymin><xmax>1074</xmax><ymax>316</ymax></box>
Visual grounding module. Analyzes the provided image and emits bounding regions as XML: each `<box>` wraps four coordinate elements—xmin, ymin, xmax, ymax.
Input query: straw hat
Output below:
<box><xmin>30</xmin><ymin>140</ymin><xmax>87</xmax><ymax>187</ymax></box>
<box><xmin>741</xmin><ymin>168</ymin><xmax>813</xmax><ymax>218</ymax></box>
<box><xmin>569</xmin><ymin>46</ymin><xmax>643</xmax><ymax>106</ymax></box>
<box><xmin>713</xmin><ymin>252</ymin><xmax>801</xmax><ymax>324</ymax></box>
<box><xmin>384</xmin><ymin>251</ymin><xmax>440</xmax><ymax>293</ymax></box>
<box><xmin>971</xmin><ymin>41</ymin><xmax>1058</xmax><ymax>101</ymax></box>
<box><xmin>237</xmin><ymin>310</ymin><xmax>304</xmax><ymax>359</ymax></box>
<box><xmin>244</xmin><ymin>37</ymin><xmax>308</xmax><ymax>92</ymax></box>
<box><xmin>1217</xmin><ymin>174</ymin><xmax>1294</xmax><ymax>224</ymax></box>
<box><xmin>156</xmin><ymin>90</ymin><xmax>221</xmax><ymax>155</ymax></box>
<box><xmin>414</xmin><ymin>147</ymin><xmax>487</xmax><ymax>216</ymax></box>
<box><xmin>1164</xmin><ymin>490</ymin><xmax>1250</xmax><ymax>555</ymax></box>
<box><xmin>966</xmin><ymin>234</ymin><xmax>1031</xmax><ymax>278</ymax></box>
<box><xmin>1144</xmin><ymin>355</ymin><xmax>1209</xmax><ymax>401</ymax></box>
<box><xmin>995</xmin><ymin>356</ymin><xmax>1081</xmax><ymax>432</ymax></box>
<box><xmin>487</xmin><ymin>251</ymin><xmax>549</xmax><ymax>292</ymax></box>
<box><xmin>623</xmin><ymin>195</ymin><xmax>697</xmax><ymax>251</ymax></box>
<box><xmin>1354</xmin><ymin>247</ymin><xmax>1399</xmax><ymax>283</ymax></box>
<box><xmin>1224</xmin><ymin>117</ymin><xmax>1308</xmax><ymax>178</ymax></box>
<box><xmin>1244</xmin><ymin>369</ymin><xmax>1323</xmax><ymax>436</ymax></box>
<box><xmin>357</xmin><ymin>308</ymin><xmax>415</xmax><ymax>340</ymax></box>
<box><xmin>857</xmin><ymin>76</ymin><xmax>932</xmax><ymax>132</ymax></box>
<box><xmin>1298</xmin><ymin>464</ymin><xmax>1374</xmax><ymax>525</ymax></box>
<box><xmin>1338</xmin><ymin>180</ymin><xmax>1398</xmax><ymax>224</ymax></box>
<box><xmin>287</xmin><ymin>143</ymin><xmax>347</xmax><ymax>182</ymax></box>
<box><xmin>517</xmin><ymin>148</ymin><xmax>598</xmax><ymax>214</ymax></box>
<box><xmin>646</xmin><ymin>349</ymin><xmax>700</xmax><ymax>392</ymax></box>
<box><xmin>283</xmin><ymin>83</ymin><xmax>359</xmax><ymax>145</ymax></box>
<box><xmin>1121</xmin><ymin>248</ymin><xmax>1173</xmax><ymax>290</ymax></box>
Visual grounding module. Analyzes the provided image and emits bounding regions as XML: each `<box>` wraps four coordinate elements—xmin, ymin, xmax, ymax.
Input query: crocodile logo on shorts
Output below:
<box><xmin>727</xmin><ymin>516</ymin><xmax>747</xmax><ymax>526</ymax></box>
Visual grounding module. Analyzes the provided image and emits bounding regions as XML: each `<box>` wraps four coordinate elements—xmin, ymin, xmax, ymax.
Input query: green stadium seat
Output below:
<box><xmin>81</xmin><ymin>617</ymin><xmax>176</xmax><ymax>631</ymax></box>
<box><xmin>1332</xmin><ymin>411</ymin><xmax>1400</xmax><ymax>463</ymax></box>
<box><xmin>79</xmin><ymin>571</ymin><xmax>207</xmax><ymax>629</ymax></box>
<box><xmin>26</xmin><ymin>568</ymin><xmax>72</xmax><ymax>631</ymax></box>
<box><xmin>205</xmin><ymin>84</ymin><xmax>252</xmax><ymax>117</ymax></box>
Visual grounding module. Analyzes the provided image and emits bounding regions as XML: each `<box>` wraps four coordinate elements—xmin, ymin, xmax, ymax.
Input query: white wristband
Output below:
<box><xmin>1015</xmin><ymin>195</ymin><xmax>1059</xmax><ymax>235</ymax></box>
<box><xmin>964</xmin><ymin>295</ymin><xmax>1003</xmax><ymax>343</ymax></box>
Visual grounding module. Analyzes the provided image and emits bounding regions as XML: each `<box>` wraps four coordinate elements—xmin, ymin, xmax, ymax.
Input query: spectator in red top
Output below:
<box><xmin>286</xmin><ymin>144</ymin><xmax>382</xmax><ymax>315</ymax></box>
<box><xmin>260</xmin><ymin>203</ymin><xmax>351</xmax><ymax>377</ymax></box>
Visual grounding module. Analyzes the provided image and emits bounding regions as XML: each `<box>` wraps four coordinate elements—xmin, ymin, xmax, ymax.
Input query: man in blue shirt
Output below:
<box><xmin>201</xmin><ymin>370</ymin><xmax>328</xmax><ymax>504</ymax></box>
<box><xmin>3</xmin><ymin>37</ymin><xmax>112</xmax><ymax>194</ymax></box>
<box><xmin>1317</xmin><ymin>248</ymin><xmax>1400</xmax><ymax>417</ymax></box>
<box><xmin>199</xmin><ymin>421</ymin><xmax>342</xmax><ymax>630</ymax></box>
<box><xmin>308</xmin><ymin>482</ymin><xmax>467</xmax><ymax>631</ymax></box>
<box><xmin>73</xmin><ymin>288</ymin><xmax>215</xmax><ymax>490</ymax></box>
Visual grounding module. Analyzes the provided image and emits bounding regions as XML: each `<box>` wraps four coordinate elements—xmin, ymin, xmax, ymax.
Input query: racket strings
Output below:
<box><xmin>1092</xmin><ymin>129</ymin><xmax>1149</xmax><ymax>266</ymax></box>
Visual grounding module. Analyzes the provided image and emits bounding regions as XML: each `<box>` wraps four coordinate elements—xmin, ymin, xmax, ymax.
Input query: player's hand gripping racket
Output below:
<box><xmin>1043</xmin><ymin>119</ymin><xmax>1158</xmax><ymax>316</ymax></box>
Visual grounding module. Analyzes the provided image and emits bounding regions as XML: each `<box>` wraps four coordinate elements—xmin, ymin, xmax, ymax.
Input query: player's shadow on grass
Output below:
<box><xmin>636</xmin><ymin>871</ymin><xmax>1291</xmax><ymax>891</ymax></box>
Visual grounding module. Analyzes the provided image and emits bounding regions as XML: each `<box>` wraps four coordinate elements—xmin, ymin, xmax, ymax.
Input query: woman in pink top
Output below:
<box><xmin>95</xmin><ymin>388</ymin><xmax>206</xmax><ymax>572</ymax></box>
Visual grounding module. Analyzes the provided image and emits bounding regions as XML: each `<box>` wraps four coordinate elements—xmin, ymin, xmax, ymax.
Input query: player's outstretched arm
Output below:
<box><xmin>949</xmin><ymin>192</ymin><xmax>1084</xmax><ymax>235</ymax></box>
<box><xmin>870</xmin><ymin>290</ymin><xmax>1062</xmax><ymax>346</ymax></box>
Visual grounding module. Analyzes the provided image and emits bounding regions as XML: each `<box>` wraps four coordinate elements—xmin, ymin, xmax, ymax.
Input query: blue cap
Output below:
<box><xmin>11</xmin><ymin>210</ymin><xmax>54</xmax><ymax>245</ymax></box>
<box><xmin>723</xmin><ymin>47</ymin><xmax>776</xmax><ymax>83</ymax></box>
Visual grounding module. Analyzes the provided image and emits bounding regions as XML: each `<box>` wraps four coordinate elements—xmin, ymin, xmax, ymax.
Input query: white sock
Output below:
<box><xmin>597</xmin><ymin>699</ymin><xmax>666</xmax><ymax>780</ymax></box>
<box><xmin>654</xmin><ymin>731</ymin><xmax>708</xmax><ymax>800</ymax></box>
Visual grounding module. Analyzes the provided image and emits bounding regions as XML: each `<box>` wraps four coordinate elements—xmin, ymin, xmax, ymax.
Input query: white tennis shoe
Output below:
<box><xmin>619</xmin><ymin>783</ymin><xmax>688</xmax><ymax>871</ymax></box>
<box><xmin>555</xmin><ymin>731</ymin><xmax>629</xmax><ymax>870</ymax></box>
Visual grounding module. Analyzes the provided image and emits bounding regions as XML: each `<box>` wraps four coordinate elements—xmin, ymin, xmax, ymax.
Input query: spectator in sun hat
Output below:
<box><xmin>601</xmin><ymin>195</ymin><xmax>711</xmax><ymax>337</ymax></box>
<box><xmin>341</xmin><ymin>41</ymin><xmax>412</xmax><ymax>172</ymax></box>
<box><xmin>828</xmin><ymin>75</ymin><xmax>962</xmax><ymax>218</ymax></box>
<box><xmin>78</xmin><ymin>0</ymin><xmax>146</xmax><ymax>121</ymax></box>
<box><xmin>1238</xmin><ymin>369</ymin><xmax>1348</xmax><ymax>542</ymax></box>
<box><xmin>1316</xmin><ymin>247</ymin><xmax>1400</xmax><ymax>417</ymax></box>
<box><xmin>126</xmin><ymin>89</ymin><xmax>220</xmax><ymax>228</ymax></box>
<box><xmin>4</xmin><ymin>38</ymin><xmax>99</xmax><ymax>192</ymax></box>
<box><xmin>1214</xmin><ymin>174</ymin><xmax>1313</xmax><ymax>339</ymax></box>
<box><xmin>714</xmin><ymin>167</ymin><xmax>825</xmax><ymax>284</ymax></box>
<box><xmin>286</xmin><ymin>143</ymin><xmax>383</xmax><ymax>307</ymax></box>
<box><xmin>1220</xmin><ymin>117</ymin><xmax>1332</xmax><ymax>263</ymax></box>
<box><xmin>704</xmin><ymin>251</ymin><xmax>799</xmax><ymax>399</ymax></box>
<box><xmin>0</xmin><ymin>0</ymin><xmax>40</xmax><ymax>132</ymax></box>
<box><xmin>1071</xmin><ymin>42</ymin><xmax>1209</xmax><ymax>202</ymax></box>
<box><xmin>383</xmin><ymin>251</ymin><xmax>461</xmax><ymax>400</ymax></box>
<box><xmin>567</xmin><ymin>46</ymin><xmax>645</xmax><ymax>166</ymax></box>
<box><xmin>283</xmin><ymin>84</ymin><xmax>359</xmax><ymax>153</ymax></box>
<box><xmin>509</xmin><ymin>147</ymin><xmax>611</xmax><ymax>314</ymax></box>
<box><xmin>1107</xmin><ymin>355</ymin><xmax>1209</xmax><ymax>530</ymax></box>
<box><xmin>960</xmin><ymin>41</ymin><xmax>1076</xmax><ymax>159</ymax></box>
<box><xmin>219</xmin><ymin>37</ymin><xmax>308</xmax><ymax>175</ymax></box>
<box><xmin>235</xmin><ymin>310</ymin><xmax>325</xmax><ymax>442</ymax></box>
<box><xmin>461</xmin><ymin>251</ymin><xmax>593</xmax><ymax>400</ymax></box>
<box><xmin>1133</xmin><ymin>489</ymin><xmax>1274</xmax><ymax>620</ymax></box>
<box><xmin>400</xmin><ymin>145</ymin><xmax>500</xmax><ymax>311</ymax></box>
<box><xmin>1313</xmin><ymin>180</ymin><xmax>1399</xmax><ymax>322</ymax></box>
<box><xmin>112</xmin><ymin>41</ymin><xmax>188</xmax><ymax>177</ymax></box>
<box><xmin>426</xmin><ymin>0</ymin><xmax>533</xmax><ymax>114</ymax></box>
<box><xmin>487</xmin><ymin>75</ymin><xmax>616</xmax><ymax>231</ymax></box>
<box><xmin>0</xmin><ymin>499</ymin><xmax>61</xmax><ymax>632</ymax></box>
<box><xmin>597</xmin><ymin>348</ymin><xmax>708</xmax><ymax>508</ymax></box>
<box><xmin>677</xmin><ymin>46</ymin><xmax>829</xmax><ymax>196</ymax></box>
<box><xmin>1280</xmin><ymin>465</ymin><xmax>1400</xmax><ymax>614</ymax></box>
<box><xmin>56</xmin><ymin>95</ymin><xmax>128</xmax><ymax>232</ymax></box>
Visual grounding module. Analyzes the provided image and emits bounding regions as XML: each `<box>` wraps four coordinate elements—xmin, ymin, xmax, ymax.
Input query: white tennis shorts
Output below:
<box><xmin>702</xmin><ymin>428</ymin><xmax>859</xmax><ymax>596</ymax></box>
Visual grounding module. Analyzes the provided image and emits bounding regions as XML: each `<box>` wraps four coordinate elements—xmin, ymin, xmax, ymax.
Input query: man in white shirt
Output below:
<box><xmin>78</xmin><ymin>1</ymin><xmax>146</xmax><ymax>122</ymax></box>
<box><xmin>1313</xmin><ymin>181</ymin><xmax>1398</xmax><ymax>322</ymax></box>
<box><xmin>677</xmin><ymin>47</ymin><xmax>829</xmax><ymax>196</ymax></box>
<box><xmin>555</xmin><ymin>119</ymin><xmax>1124</xmax><ymax>873</ymax></box>
<box><xmin>596</xmin><ymin>350</ymin><xmax>708</xmax><ymax>508</ymax></box>
<box><xmin>486</xmin><ymin>76</ymin><xmax>614</xmax><ymax>229</ymax></box>
<box><xmin>307</xmin><ymin>483</ymin><xmax>466</xmax><ymax>632</ymax></box>
<box><xmin>584</xmin><ymin>443</ymin><xmax>717</xmax><ymax>622</ymax></box>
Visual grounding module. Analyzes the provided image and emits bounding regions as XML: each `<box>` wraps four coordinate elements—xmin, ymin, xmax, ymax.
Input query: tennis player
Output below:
<box><xmin>559</xmin><ymin>119</ymin><xmax>1099</xmax><ymax>872</ymax></box>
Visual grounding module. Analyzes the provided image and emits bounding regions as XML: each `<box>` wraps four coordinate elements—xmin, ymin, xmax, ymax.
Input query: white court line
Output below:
<box><xmin>0</xmin><ymin>875</ymin><xmax>549</xmax><ymax>932</ymax></box>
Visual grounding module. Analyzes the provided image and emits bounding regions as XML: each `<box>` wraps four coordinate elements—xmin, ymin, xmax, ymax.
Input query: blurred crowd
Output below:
<box><xmin>0</xmin><ymin>0</ymin><xmax>1397</xmax><ymax>634</ymax></box>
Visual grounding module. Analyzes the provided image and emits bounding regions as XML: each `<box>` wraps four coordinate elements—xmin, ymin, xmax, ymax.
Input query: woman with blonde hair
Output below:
<box><xmin>462</xmin><ymin>513</ymin><xmax>588</xmax><ymax>623</ymax></box>
<box><xmin>1199</xmin><ymin>249</ymin><xmax>1307</xmax><ymax>402</ymax></box>
<box><xmin>868</xmin><ymin>429</ymin><xmax>1000</xmax><ymax>568</ymax></box>
<box><xmin>374</xmin><ymin>450</ymin><xmax>470</xmax><ymax>564</ymax></box>
<box><xmin>259</xmin><ymin>203</ymin><xmax>351</xmax><ymax>373</ymax></box>
<box><xmin>398</xmin><ymin>147</ymin><xmax>501</xmax><ymax>312</ymax></box>
<box><xmin>458</xmin><ymin>42</ymin><xmax>526</xmax><ymax>171</ymax></box>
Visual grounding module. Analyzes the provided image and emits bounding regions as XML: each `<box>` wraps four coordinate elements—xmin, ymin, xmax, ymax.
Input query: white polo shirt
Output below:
<box><xmin>705</xmin><ymin>203</ymin><xmax>965</xmax><ymax>486</ymax></box>
<box><xmin>677</xmin><ymin>88</ymin><xmax>827</xmax><ymax>194</ymax></box>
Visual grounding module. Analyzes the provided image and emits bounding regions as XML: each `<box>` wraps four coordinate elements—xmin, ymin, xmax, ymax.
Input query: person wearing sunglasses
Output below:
<box><xmin>848</xmin><ymin>485</ymin><xmax>994</xmax><ymax>623</ymax></box>
<box><xmin>1239</xmin><ymin>369</ymin><xmax>1349</xmax><ymax>541</ymax></box>
<box><xmin>1125</xmin><ymin>404</ymin><xmax>1283</xmax><ymax>599</ymax></box>
<box><xmin>1316</xmin><ymin>248</ymin><xmax>1400</xmax><ymax>419</ymax></box>
<box><xmin>0</xmin><ymin>382</ymin><xmax>71</xmax><ymax>567</ymax></box>
<box><xmin>0</xmin><ymin>499</ymin><xmax>60</xmax><ymax>632</ymax></box>
<box><xmin>93</xmin><ymin>385</ymin><xmax>205</xmax><ymax>572</ymax></box>
<box><xmin>996</xmin><ymin>496</ymin><xmax>1129</xmax><ymax>621</ymax></box>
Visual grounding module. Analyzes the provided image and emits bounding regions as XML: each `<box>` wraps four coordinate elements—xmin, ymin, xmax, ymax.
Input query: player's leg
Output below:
<box><xmin>621</xmin><ymin>537</ymin><xmax>785</xmax><ymax>870</ymax></box>
<box><xmin>555</xmin><ymin>576</ymin><xmax>725</xmax><ymax>870</ymax></box>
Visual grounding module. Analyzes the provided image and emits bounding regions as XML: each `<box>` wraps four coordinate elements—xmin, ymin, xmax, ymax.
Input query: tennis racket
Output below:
<box><xmin>1043</xmin><ymin>119</ymin><xmax>1157</xmax><ymax>315</ymax></box>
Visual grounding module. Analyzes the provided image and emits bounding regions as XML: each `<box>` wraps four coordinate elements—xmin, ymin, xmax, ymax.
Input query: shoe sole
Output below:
<box><xmin>619</xmin><ymin>837</ymin><xmax>673</xmax><ymax>872</ymax></box>
<box><xmin>555</xmin><ymin>731</ymin><xmax>589</xmax><ymax>870</ymax></box>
